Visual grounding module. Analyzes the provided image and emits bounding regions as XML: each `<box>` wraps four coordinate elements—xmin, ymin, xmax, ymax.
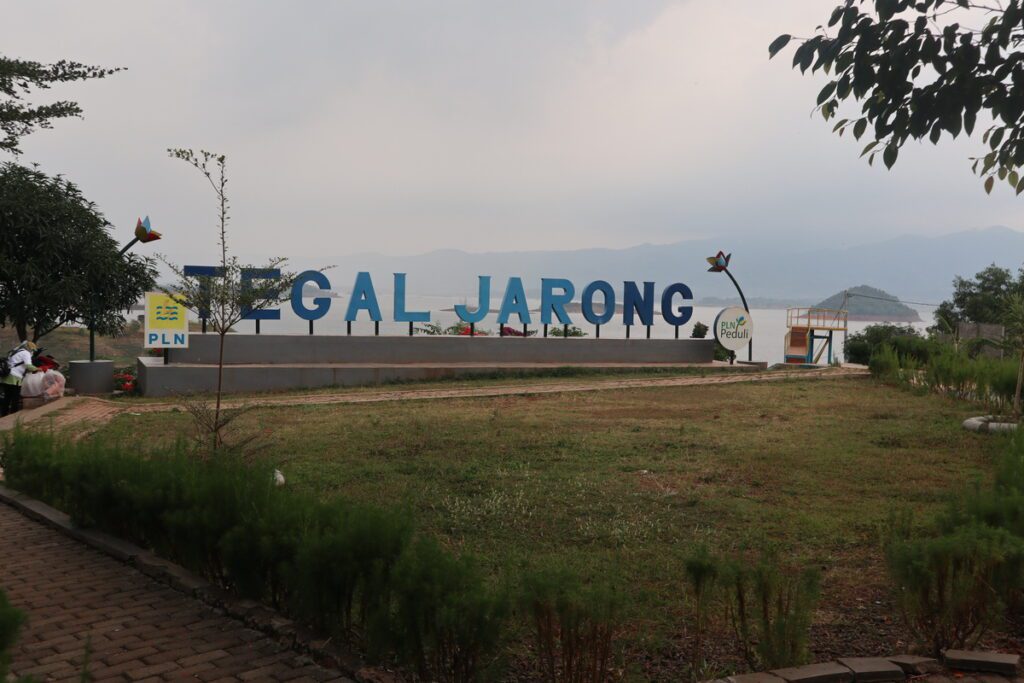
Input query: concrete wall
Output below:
<box><xmin>138</xmin><ymin>357</ymin><xmax>544</xmax><ymax>397</ymax></box>
<box><xmin>138</xmin><ymin>335</ymin><xmax>716</xmax><ymax>397</ymax></box>
<box><xmin>168</xmin><ymin>334</ymin><xmax>714</xmax><ymax>365</ymax></box>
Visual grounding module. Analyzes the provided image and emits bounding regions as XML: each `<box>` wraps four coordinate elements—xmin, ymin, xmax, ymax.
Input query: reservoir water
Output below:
<box><xmin>227</xmin><ymin>296</ymin><xmax>931</xmax><ymax>366</ymax></box>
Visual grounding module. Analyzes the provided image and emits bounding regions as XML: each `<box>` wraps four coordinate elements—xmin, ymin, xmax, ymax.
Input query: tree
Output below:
<box><xmin>770</xmin><ymin>1</ymin><xmax>1024</xmax><ymax>192</ymax></box>
<box><xmin>161</xmin><ymin>149</ymin><xmax>298</xmax><ymax>451</ymax></box>
<box><xmin>0</xmin><ymin>162</ymin><xmax>155</xmax><ymax>342</ymax></box>
<box><xmin>994</xmin><ymin>292</ymin><xmax>1024</xmax><ymax>416</ymax></box>
<box><xmin>1</xmin><ymin>54</ymin><xmax>120</xmax><ymax>155</ymax></box>
<box><xmin>934</xmin><ymin>264</ymin><xmax>1024</xmax><ymax>327</ymax></box>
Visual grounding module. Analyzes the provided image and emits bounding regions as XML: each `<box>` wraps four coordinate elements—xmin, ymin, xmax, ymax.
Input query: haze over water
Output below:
<box><xmin>230</xmin><ymin>296</ymin><xmax>928</xmax><ymax>366</ymax></box>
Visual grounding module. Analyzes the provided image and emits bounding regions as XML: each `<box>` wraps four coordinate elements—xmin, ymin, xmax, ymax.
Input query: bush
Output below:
<box><xmin>520</xmin><ymin>564</ymin><xmax>620</xmax><ymax>683</ymax></box>
<box><xmin>845</xmin><ymin>324</ymin><xmax>929</xmax><ymax>365</ymax></box>
<box><xmin>683</xmin><ymin>545</ymin><xmax>720</xmax><ymax>666</ymax></box>
<box><xmin>868</xmin><ymin>344</ymin><xmax>901</xmax><ymax>381</ymax></box>
<box><xmin>383</xmin><ymin>537</ymin><xmax>509</xmax><ymax>682</ymax></box>
<box><xmin>548</xmin><ymin>325</ymin><xmax>588</xmax><ymax>338</ymax></box>
<box><xmin>723</xmin><ymin>553</ymin><xmax>821</xmax><ymax>670</ymax></box>
<box><xmin>885</xmin><ymin>523</ymin><xmax>1024</xmax><ymax>656</ymax></box>
<box><xmin>0</xmin><ymin>429</ymin><xmax>504</xmax><ymax>680</ymax></box>
<box><xmin>0</xmin><ymin>589</ymin><xmax>25</xmax><ymax>681</ymax></box>
<box><xmin>882</xmin><ymin>435</ymin><xmax>1024</xmax><ymax>655</ymax></box>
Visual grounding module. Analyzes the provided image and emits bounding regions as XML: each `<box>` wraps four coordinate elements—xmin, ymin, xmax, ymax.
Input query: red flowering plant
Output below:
<box><xmin>113</xmin><ymin>367</ymin><xmax>137</xmax><ymax>394</ymax></box>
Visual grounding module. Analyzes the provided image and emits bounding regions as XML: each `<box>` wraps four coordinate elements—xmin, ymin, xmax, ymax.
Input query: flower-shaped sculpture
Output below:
<box><xmin>135</xmin><ymin>216</ymin><xmax>162</xmax><ymax>243</ymax></box>
<box><xmin>705</xmin><ymin>250</ymin><xmax>752</xmax><ymax>361</ymax></box>
<box><xmin>706</xmin><ymin>251</ymin><xmax>731</xmax><ymax>273</ymax></box>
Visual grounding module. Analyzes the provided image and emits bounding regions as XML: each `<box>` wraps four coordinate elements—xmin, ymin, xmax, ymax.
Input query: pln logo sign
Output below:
<box><xmin>144</xmin><ymin>292</ymin><xmax>189</xmax><ymax>349</ymax></box>
<box><xmin>713</xmin><ymin>306</ymin><xmax>752</xmax><ymax>352</ymax></box>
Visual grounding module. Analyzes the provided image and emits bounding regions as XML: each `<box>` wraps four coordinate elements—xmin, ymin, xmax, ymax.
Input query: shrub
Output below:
<box><xmin>291</xmin><ymin>502</ymin><xmax>414</xmax><ymax>635</ymax></box>
<box><xmin>868</xmin><ymin>344</ymin><xmax>900</xmax><ymax>381</ymax></box>
<box><xmin>885</xmin><ymin>523</ymin><xmax>1024</xmax><ymax>656</ymax></box>
<box><xmin>845</xmin><ymin>324</ymin><xmax>927</xmax><ymax>364</ymax></box>
<box><xmin>0</xmin><ymin>589</ymin><xmax>25</xmax><ymax>681</ymax></box>
<box><xmin>0</xmin><ymin>429</ymin><xmax>502</xmax><ymax>680</ymax></box>
<box><xmin>520</xmin><ymin>565</ymin><xmax>620</xmax><ymax>683</ymax></box>
<box><xmin>548</xmin><ymin>325</ymin><xmax>588</xmax><ymax>338</ymax></box>
<box><xmin>683</xmin><ymin>544</ymin><xmax>720</xmax><ymax>666</ymax></box>
<box><xmin>723</xmin><ymin>553</ymin><xmax>820</xmax><ymax>670</ymax></box>
<box><xmin>382</xmin><ymin>536</ymin><xmax>509</xmax><ymax>682</ymax></box>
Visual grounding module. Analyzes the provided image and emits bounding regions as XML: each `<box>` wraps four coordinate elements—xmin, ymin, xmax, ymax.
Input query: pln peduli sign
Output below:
<box><xmin>144</xmin><ymin>292</ymin><xmax>189</xmax><ymax>348</ymax></box>
<box><xmin>713</xmin><ymin>307</ymin><xmax>752</xmax><ymax>352</ymax></box>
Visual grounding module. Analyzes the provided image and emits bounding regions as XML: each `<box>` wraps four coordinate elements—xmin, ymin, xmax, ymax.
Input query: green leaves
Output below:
<box><xmin>985</xmin><ymin>176</ymin><xmax>995</xmax><ymax>194</ymax></box>
<box><xmin>1</xmin><ymin>56</ymin><xmax>122</xmax><ymax>155</ymax></box>
<box><xmin>853</xmin><ymin>118</ymin><xmax>868</xmax><ymax>140</ymax></box>
<box><xmin>0</xmin><ymin>162</ymin><xmax>157</xmax><ymax>339</ymax></box>
<box><xmin>776</xmin><ymin>2</ymin><xmax>1024</xmax><ymax>184</ymax></box>
<box><xmin>817</xmin><ymin>82</ymin><xmax>837</xmax><ymax>105</ymax></box>
<box><xmin>883</xmin><ymin>143</ymin><xmax>898</xmax><ymax>170</ymax></box>
<box><xmin>768</xmin><ymin>34</ymin><xmax>792</xmax><ymax>58</ymax></box>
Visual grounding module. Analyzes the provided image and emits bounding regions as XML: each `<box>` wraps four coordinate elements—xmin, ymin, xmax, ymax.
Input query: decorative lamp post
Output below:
<box><xmin>706</xmin><ymin>251</ymin><xmax>752</xmax><ymax>361</ymax></box>
<box><xmin>87</xmin><ymin>217</ymin><xmax>162</xmax><ymax>362</ymax></box>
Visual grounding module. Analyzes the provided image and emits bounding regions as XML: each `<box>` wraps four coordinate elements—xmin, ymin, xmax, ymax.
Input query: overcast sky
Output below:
<box><xmin>5</xmin><ymin>1</ymin><xmax>1023</xmax><ymax>270</ymax></box>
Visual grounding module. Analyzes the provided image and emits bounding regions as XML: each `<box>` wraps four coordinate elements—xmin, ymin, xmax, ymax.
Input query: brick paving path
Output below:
<box><xmin>1</xmin><ymin>366</ymin><xmax>868</xmax><ymax>437</ymax></box>
<box><xmin>0</xmin><ymin>503</ymin><xmax>353</xmax><ymax>682</ymax></box>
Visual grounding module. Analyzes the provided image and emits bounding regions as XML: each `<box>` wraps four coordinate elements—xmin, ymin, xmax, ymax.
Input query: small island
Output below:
<box><xmin>815</xmin><ymin>285</ymin><xmax>922</xmax><ymax>322</ymax></box>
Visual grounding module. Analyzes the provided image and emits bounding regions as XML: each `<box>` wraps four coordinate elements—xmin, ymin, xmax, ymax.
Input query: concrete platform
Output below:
<box><xmin>139</xmin><ymin>334</ymin><xmax>716</xmax><ymax>397</ymax></box>
<box><xmin>137</xmin><ymin>358</ymin><xmax>719</xmax><ymax>397</ymax></box>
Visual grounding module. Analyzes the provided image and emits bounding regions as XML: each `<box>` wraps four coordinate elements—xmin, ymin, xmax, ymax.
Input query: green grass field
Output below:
<box><xmin>90</xmin><ymin>377</ymin><xmax>1004</xmax><ymax>679</ymax></box>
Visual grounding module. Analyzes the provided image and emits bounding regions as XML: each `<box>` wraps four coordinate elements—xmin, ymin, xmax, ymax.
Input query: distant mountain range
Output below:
<box><xmin>305</xmin><ymin>226</ymin><xmax>1024</xmax><ymax>309</ymax></box>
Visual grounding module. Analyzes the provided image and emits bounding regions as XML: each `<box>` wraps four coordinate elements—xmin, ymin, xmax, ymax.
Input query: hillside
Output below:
<box><xmin>815</xmin><ymin>285</ymin><xmax>921</xmax><ymax>322</ymax></box>
<box><xmin>304</xmin><ymin>226</ymin><xmax>1024</xmax><ymax>305</ymax></box>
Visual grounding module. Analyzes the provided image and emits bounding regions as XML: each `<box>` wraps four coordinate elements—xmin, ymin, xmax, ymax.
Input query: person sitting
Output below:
<box><xmin>1</xmin><ymin>341</ymin><xmax>40</xmax><ymax>417</ymax></box>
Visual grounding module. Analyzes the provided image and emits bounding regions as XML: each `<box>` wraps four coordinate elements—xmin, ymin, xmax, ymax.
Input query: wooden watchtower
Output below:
<box><xmin>784</xmin><ymin>307</ymin><xmax>848</xmax><ymax>365</ymax></box>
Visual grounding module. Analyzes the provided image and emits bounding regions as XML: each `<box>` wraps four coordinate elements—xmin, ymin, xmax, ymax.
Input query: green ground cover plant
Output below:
<box><xmin>0</xmin><ymin>588</ymin><xmax>25</xmax><ymax>681</ymax></box>
<box><xmin>883</xmin><ymin>435</ymin><xmax>1024</xmax><ymax>656</ymax></box>
<box><xmin>870</xmin><ymin>343</ymin><xmax>1021</xmax><ymax>414</ymax></box>
<box><xmin>0</xmin><ymin>430</ymin><xmax>508</xmax><ymax>682</ymax></box>
<box><xmin>80</xmin><ymin>378</ymin><xmax>1008</xmax><ymax>679</ymax></box>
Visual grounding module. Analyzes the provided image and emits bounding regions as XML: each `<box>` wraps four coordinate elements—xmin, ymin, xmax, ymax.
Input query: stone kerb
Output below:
<box><xmin>710</xmin><ymin>652</ymin><xmax>1020</xmax><ymax>683</ymax></box>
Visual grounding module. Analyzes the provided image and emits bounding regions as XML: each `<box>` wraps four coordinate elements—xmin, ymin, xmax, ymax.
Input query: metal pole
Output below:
<box><xmin>523</xmin><ymin>324</ymin><xmax>527</xmax><ymax>337</ymax></box>
<box><xmin>626</xmin><ymin>325</ymin><xmax>631</xmax><ymax>339</ymax></box>
<box><xmin>375</xmin><ymin>321</ymin><xmax>380</xmax><ymax>336</ymax></box>
<box><xmin>470</xmin><ymin>322</ymin><xmax>475</xmax><ymax>336</ymax></box>
<box><xmin>723</xmin><ymin>267</ymin><xmax>752</xmax><ymax>362</ymax></box>
<box><xmin>596</xmin><ymin>324</ymin><xmax>600</xmax><ymax>339</ymax></box>
<box><xmin>674</xmin><ymin>325</ymin><xmax>679</xmax><ymax>339</ymax></box>
<box><xmin>117</xmin><ymin>236</ymin><xmax>140</xmax><ymax>257</ymax></box>
<box><xmin>347</xmin><ymin>321</ymin><xmax>352</xmax><ymax>336</ymax></box>
<box><xmin>841</xmin><ymin>289</ymin><xmax>849</xmax><ymax>364</ymax></box>
<box><xmin>646</xmin><ymin>325</ymin><xmax>651</xmax><ymax>339</ymax></box>
<box><xmin>563</xmin><ymin>324</ymin><xmax>568</xmax><ymax>338</ymax></box>
<box><xmin>543</xmin><ymin>324</ymin><xmax>548</xmax><ymax>338</ymax></box>
<box><xmin>309</xmin><ymin>320</ymin><xmax>314</xmax><ymax>335</ymax></box>
<box><xmin>255</xmin><ymin>319</ymin><xmax>260</xmax><ymax>335</ymax></box>
<box><xmin>409</xmin><ymin>321</ymin><xmax>414</xmax><ymax>337</ymax></box>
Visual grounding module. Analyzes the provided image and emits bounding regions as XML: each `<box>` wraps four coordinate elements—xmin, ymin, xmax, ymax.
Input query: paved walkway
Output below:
<box><xmin>0</xmin><ymin>504</ymin><xmax>353</xmax><ymax>682</ymax></box>
<box><xmin>0</xmin><ymin>366</ymin><xmax>868</xmax><ymax>436</ymax></box>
